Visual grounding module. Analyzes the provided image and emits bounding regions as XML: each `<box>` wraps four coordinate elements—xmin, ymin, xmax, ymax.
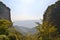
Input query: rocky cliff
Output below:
<box><xmin>0</xmin><ymin>2</ymin><xmax>11</xmax><ymax>22</ymax></box>
<box><xmin>43</xmin><ymin>1</ymin><xmax>60</xmax><ymax>33</ymax></box>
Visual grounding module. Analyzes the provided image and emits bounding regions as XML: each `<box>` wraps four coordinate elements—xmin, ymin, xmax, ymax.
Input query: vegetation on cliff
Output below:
<box><xmin>0</xmin><ymin>19</ymin><xmax>24</xmax><ymax>40</ymax></box>
<box><xmin>43</xmin><ymin>1</ymin><xmax>60</xmax><ymax>33</ymax></box>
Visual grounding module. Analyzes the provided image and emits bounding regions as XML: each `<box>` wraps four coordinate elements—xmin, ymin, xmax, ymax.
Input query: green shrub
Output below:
<box><xmin>0</xmin><ymin>19</ymin><xmax>12</xmax><ymax>35</ymax></box>
<box><xmin>0</xmin><ymin>35</ymin><xmax>9</xmax><ymax>40</ymax></box>
<box><xmin>36</xmin><ymin>21</ymin><xmax>60</xmax><ymax>40</ymax></box>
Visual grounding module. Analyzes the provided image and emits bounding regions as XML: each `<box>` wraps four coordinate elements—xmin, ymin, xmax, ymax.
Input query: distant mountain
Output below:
<box><xmin>13</xmin><ymin>20</ymin><xmax>42</xmax><ymax>28</ymax></box>
<box><xmin>13</xmin><ymin>20</ymin><xmax>42</xmax><ymax>35</ymax></box>
<box><xmin>14</xmin><ymin>25</ymin><xmax>37</xmax><ymax>35</ymax></box>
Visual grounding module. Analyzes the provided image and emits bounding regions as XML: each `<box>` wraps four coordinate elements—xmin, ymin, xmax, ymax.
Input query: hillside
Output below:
<box><xmin>43</xmin><ymin>1</ymin><xmax>60</xmax><ymax>33</ymax></box>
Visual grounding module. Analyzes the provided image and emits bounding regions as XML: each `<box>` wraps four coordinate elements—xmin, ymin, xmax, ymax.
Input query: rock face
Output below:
<box><xmin>43</xmin><ymin>1</ymin><xmax>60</xmax><ymax>33</ymax></box>
<box><xmin>0</xmin><ymin>2</ymin><xmax>11</xmax><ymax>21</ymax></box>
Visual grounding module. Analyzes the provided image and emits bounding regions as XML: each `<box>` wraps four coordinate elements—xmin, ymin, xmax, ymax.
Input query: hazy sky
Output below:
<box><xmin>0</xmin><ymin>0</ymin><xmax>57</xmax><ymax>21</ymax></box>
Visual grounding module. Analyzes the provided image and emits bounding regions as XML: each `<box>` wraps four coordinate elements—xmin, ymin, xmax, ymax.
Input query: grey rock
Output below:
<box><xmin>43</xmin><ymin>1</ymin><xmax>60</xmax><ymax>33</ymax></box>
<box><xmin>0</xmin><ymin>2</ymin><xmax>11</xmax><ymax>22</ymax></box>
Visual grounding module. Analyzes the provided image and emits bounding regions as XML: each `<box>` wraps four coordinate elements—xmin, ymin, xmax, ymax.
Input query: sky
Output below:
<box><xmin>0</xmin><ymin>0</ymin><xmax>57</xmax><ymax>21</ymax></box>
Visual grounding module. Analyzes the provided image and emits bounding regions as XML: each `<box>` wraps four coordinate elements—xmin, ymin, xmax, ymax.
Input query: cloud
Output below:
<box><xmin>21</xmin><ymin>0</ymin><xmax>35</xmax><ymax>4</ymax></box>
<box><xmin>11</xmin><ymin>13</ymin><xmax>40</xmax><ymax>21</ymax></box>
<box><xmin>0</xmin><ymin>0</ymin><xmax>2</xmax><ymax>1</ymax></box>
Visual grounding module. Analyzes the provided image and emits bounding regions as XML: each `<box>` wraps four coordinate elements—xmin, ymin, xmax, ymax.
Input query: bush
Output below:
<box><xmin>0</xmin><ymin>35</ymin><xmax>9</xmax><ymax>40</ymax></box>
<box><xmin>0</xmin><ymin>19</ymin><xmax>12</xmax><ymax>35</ymax></box>
<box><xmin>36</xmin><ymin>21</ymin><xmax>60</xmax><ymax>40</ymax></box>
<box><xmin>0</xmin><ymin>19</ymin><xmax>24</xmax><ymax>40</ymax></box>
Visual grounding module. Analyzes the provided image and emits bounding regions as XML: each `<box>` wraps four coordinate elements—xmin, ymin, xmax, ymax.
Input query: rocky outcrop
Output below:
<box><xmin>43</xmin><ymin>1</ymin><xmax>60</xmax><ymax>33</ymax></box>
<box><xmin>0</xmin><ymin>2</ymin><xmax>11</xmax><ymax>22</ymax></box>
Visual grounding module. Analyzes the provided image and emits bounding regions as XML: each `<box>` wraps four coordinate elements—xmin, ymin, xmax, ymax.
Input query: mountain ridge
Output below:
<box><xmin>13</xmin><ymin>20</ymin><xmax>42</xmax><ymax>35</ymax></box>
<box><xmin>13</xmin><ymin>20</ymin><xmax>42</xmax><ymax>28</ymax></box>
<box><xmin>14</xmin><ymin>25</ymin><xmax>37</xmax><ymax>35</ymax></box>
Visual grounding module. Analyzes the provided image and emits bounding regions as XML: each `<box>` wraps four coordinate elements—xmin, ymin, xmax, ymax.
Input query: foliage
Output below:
<box><xmin>0</xmin><ymin>19</ymin><xmax>60</xmax><ymax>40</ymax></box>
<box><xmin>36</xmin><ymin>21</ymin><xmax>60</xmax><ymax>40</ymax></box>
<box><xmin>0</xmin><ymin>35</ymin><xmax>9</xmax><ymax>40</ymax></box>
<box><xmin>0</xmin><ymin>19</ymin><xmax>23</xmax><ymax>40</ymax></box>
<box><xmin>0</xmin><ymin>19</ymin><xmax>12</xmax><ymax>28</ymax></box>
<box><xmin>0</xmin><ymin>19</ymin><xmax>12</xmax><ymax>35</ymax></box>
